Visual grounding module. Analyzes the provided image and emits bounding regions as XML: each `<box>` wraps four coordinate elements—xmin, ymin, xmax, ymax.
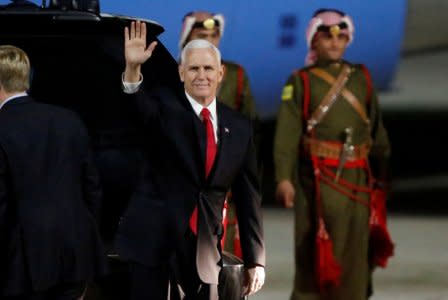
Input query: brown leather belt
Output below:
<box><xmin>302</xmin><ymin>136</ymin><xmax>370</xmax><ymax>161</ymax></box>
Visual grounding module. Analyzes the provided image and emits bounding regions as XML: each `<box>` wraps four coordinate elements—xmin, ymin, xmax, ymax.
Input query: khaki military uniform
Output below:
<box><xmin>274</xmin><ymin>60</ymin><xmax>390</xmax><ymax>300</ymax></box>
<box><xmin>218</xmin><ymin>60</ymin><xmax>257</xmax><ymax>119</ymax></box>
<box><xmin>218</xmin><ymin>60</ymin><xmax>259</xmax><ymax>256</ymax></box>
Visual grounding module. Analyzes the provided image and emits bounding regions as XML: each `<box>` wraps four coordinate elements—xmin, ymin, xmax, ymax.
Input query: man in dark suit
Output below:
<box><xmin>114</xmin><ymin>21</ymin><xmax>265</xmax><ymax>300</ymax></box>
<box><xmin>0</xmin><ymin>45</ymin><xmax>108</xmax><ymax>300</ymax></box>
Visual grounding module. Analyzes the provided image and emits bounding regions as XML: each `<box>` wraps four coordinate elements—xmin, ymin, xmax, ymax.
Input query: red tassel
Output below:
<box><xmin>221</xmin><ymin>200</ymin><xmax>229</xmax><ymax>249</ymax></box>
<box><xmin>315</xmin><ymin>219</ymin><xmax>342</xmax><ymax>292</ymax></box>
<box><xmin>369</xmin><ymin>188</ymin><xmax>394</xmax><ymax>268</ymax></box>
<box><xmin>233</xmin><ymin>223</ymin><xmax>243</xmax><ymax>259</ymax></box>
<box><xmin>221</xmin><ymin>198</ymin><xmax>243</xmax><ymax>258</ymax></box>
<box><xmin>369</xmin><ymin>225</ymin><xmax>394</xmax><ymax>267</ymax></box>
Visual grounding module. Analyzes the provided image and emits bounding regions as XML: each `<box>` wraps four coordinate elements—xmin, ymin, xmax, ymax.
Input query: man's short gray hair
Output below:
<box><xmin>180</xmin><ymin>39</ymin><xmax>222</xmax><ymax>65</ymax></box>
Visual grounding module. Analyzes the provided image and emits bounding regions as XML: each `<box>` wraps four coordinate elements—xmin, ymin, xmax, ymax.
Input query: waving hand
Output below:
<box><xmin>124</xmin><ymin>20</ymin><xmax>158</xmax><ymax>82</ymax></box>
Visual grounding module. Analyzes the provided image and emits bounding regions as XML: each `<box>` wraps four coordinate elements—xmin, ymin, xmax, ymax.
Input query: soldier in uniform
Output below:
<box><xmin>179</xmin><ymin>11</ymin><xmax>260</xmax><ymax>257</ymax></box>
<box><xmin>274</xmin><ymin>8</ymin><xmax>393</xmax><ymax>300</ymax></box>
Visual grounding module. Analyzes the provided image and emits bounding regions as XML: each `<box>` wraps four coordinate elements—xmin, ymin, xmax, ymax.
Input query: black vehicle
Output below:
<box><xmin>1</xmin><ymin>0</ymin><xmax>178</xmax><ymax>244</ymax></box>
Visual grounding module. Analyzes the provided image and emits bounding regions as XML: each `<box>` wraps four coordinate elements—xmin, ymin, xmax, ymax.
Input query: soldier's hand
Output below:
<box><xmin>243</xmin><ymin>266</ymin><xmax>265</xmax><ymax>296</ymax></box>
<box><xmin>276</xmin><ymin>180</ymin><xmax>295</xmax><ymax>208</ymax></box>
<box><xmin>123</xmin><ymin>20</ymin><xmax>158</xmax><ymax>82</ymax></box>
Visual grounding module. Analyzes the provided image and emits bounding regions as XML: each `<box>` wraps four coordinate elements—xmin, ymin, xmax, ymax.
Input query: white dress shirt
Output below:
<box><xmin>184</xmin><ymin>92</ymin><xmax>218</xmax><ymax>143</ymax></box>
<box><xmin>0</xmin><ymin>92</ymin><xmax>28</xmax><ymax>110</ymax></box>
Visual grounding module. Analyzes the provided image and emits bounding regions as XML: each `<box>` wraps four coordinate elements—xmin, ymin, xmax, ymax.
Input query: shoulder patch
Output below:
<box><xmin>281</xmin><ymin>84</ymin><xmax>294</xmax><ymax>101</ymax></box>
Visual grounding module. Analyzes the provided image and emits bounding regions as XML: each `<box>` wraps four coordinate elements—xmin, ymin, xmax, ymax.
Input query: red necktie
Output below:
<box><xmin>189</xmin><ymin>108</ymin><xmax>217</xmax><ymax>234</ymax></box>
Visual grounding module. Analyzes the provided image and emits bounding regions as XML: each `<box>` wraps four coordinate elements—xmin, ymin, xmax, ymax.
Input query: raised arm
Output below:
<box><xmin>124</xmin><ymin>20</ymin><xmax>158</xmax><ymax>83</ymax></box>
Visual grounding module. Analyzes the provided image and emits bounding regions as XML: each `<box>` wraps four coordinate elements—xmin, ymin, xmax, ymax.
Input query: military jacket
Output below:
<box><xmin>218</xmin><ymin>60</ymin><xmax>257</xmax><ymax>120</ymax></box>
<box><xmin>274</xmin><ymin>60</ymin><xmax>391</xmax><ymax>184</ymax></box>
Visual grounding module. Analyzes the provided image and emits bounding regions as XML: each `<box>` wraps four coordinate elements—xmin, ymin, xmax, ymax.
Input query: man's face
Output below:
<box><xmin>312</xmin><ymin>32</ymin><xmax>349</xmax><ymax>61</ymax></box>
<box><xmin>188</xmin><ymin>28</ymin><xmax>221</xmax><ymax>47</ymax></box>
<box><xmin>179</xmin><ymin>47</ymin><xmax>224</xmax><ymax>106</ymax></box>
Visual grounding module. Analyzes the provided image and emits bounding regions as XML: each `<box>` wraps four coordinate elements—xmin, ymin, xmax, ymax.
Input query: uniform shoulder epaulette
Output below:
<box><xmin>350</xmin><ymin>62</ymin><xmax>367</xmax><ymax>71</ymax></box>
<box><xmin>281</xmin><ymin>68</ymin><xmax>308</xmax><ymax>102</ymax></box>
<box><xmin>222</xmin><ymin>60</ymin><xmax>242</xmax><ymax>71</ymax></box>
<box><xmin>291</xmin><ymin>67</ymin><xmax>307</xmax><ymax>77</ymax></box>
<box><xmin>296</xmin><ymin>65</ymin><xmax>315</xmax><ymax>74</ymax></box>
<box><xmin>346</xmin><ymin>62</ymin><xmax>374</xmax><ymax>103</ymax></box>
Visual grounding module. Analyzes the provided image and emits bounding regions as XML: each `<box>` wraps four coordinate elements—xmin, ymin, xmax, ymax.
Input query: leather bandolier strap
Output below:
<box><xmin>309</xmin><ymin>67</ymin><xmax>370</xmax><ymax>125</ymax></box>
<box><xmin>306</xmin><ymin>64</ymin><xmax>352</xmax><ymax>132</ymax></box>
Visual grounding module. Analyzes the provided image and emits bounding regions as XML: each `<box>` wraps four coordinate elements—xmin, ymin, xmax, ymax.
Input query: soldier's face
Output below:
<box><xmin>313</xmin><ymin>32</ymin><xmax>349</xmax><ymax>61</ymax></box>
<box><xmin>188</xmin><ymin>28</ymin><xmax>221</xmax><ymax>47</ymax></box>
<box><xmin>179</xmin><ymin>47</ymin><xmax>224</xmax><ymax>106</ymax></box>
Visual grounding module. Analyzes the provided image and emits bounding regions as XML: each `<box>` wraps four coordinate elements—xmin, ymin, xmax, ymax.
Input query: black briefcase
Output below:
<box><xmin>85</xmin><ymin>251</ymin><xmax>249</xmax><ymax>300</ymax></box>
<box><xmin>218</xmin><ymin>251</ymin><xmax>248</xmax><ymax>300</ymax></box>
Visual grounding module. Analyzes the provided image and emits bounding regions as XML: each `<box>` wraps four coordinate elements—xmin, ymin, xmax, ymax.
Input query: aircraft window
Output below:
<box><xmin>279</xmin><ymin>14</ymin><xmax>298</xmax><ymax>48</ymax></box>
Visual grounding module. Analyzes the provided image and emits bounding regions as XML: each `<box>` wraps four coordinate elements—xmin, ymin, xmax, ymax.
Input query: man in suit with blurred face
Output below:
<box><xmin>0</xmin><ymin>45</ymin><xmax>107</xmax><ymax>300</ymax></box>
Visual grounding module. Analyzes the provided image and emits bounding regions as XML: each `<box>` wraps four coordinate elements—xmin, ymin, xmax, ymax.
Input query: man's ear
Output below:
<box><xmin>178</xmin><ymin>65</ymin><xmax>185</xmax><ymax>82</ymax></box>
<box><xmin>218</xmin><ymin>64</ymin><xmax>225</xmax><ymax>83</ymax></box>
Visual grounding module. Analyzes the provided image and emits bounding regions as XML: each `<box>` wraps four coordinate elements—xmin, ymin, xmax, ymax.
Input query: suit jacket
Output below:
<box><xmin>114</xmin><ymin>85</ymin><xmax>265</xmax><ymax>284</ymax></box>
<box><xmin>0</xmin><ymin>96</ymin><xmax>108</xmax><ymax>296</ymax></box>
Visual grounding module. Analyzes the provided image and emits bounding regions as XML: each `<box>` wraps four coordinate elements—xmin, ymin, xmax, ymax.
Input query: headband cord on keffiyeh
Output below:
<box><xmin>304</xmin><ymin>9</ymin><xmax>354</xmax><ymax>66</ymax></box>
<box><xmin>178</xmin><ymin>12</ymin><xmax>225</xmax><ymax>50</ymax></box>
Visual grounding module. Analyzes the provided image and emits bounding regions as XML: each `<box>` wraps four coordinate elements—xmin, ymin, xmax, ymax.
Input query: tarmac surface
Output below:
<box><xmin>251</xmin><ymin>208</ymin><xmax>448</xmax><ymax>300</ymax></box>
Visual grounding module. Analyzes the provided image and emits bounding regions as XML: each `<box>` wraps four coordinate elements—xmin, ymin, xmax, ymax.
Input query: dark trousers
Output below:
<box><xmin>129</xmin><ymin>230</ymin><xmax>218</xmax><ymax>300</ymax></box>
<box><xmin>3</xmin><ymin>282</ymin><xmax>85</xmax><ymax>300</ymax></box>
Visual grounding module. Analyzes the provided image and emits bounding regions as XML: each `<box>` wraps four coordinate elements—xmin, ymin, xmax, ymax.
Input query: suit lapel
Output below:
<box><xmin>208</xmin><ymin>103</ymin><xmax>230</xmax><ymax>184</ymax></box>
<box><xmin>192</xmin><ymin>114</ymin><xmax>206</xmax><ymax>180</ymax></box>
<box><xmin>178</xmin><ymin>91</ymin><xmax>207</xmax><ymax>181</ymax></box>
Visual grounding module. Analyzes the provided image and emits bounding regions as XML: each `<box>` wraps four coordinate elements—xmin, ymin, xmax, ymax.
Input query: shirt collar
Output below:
<box><xmin>0</xmin><ymin>92</ymin><xmax>28</xmax><ymax>110</ymax></box>
<box><xmin>184</xmin><ymin>91</ymin><xmax>217</xmax><ymax>121</ymax></box>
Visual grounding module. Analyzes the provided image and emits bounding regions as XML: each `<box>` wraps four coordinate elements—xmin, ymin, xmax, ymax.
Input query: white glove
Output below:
<box><xmin>243</xmin><ymin>266</ymin><xmax>265</xmax><ymax>296</ymax></box>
